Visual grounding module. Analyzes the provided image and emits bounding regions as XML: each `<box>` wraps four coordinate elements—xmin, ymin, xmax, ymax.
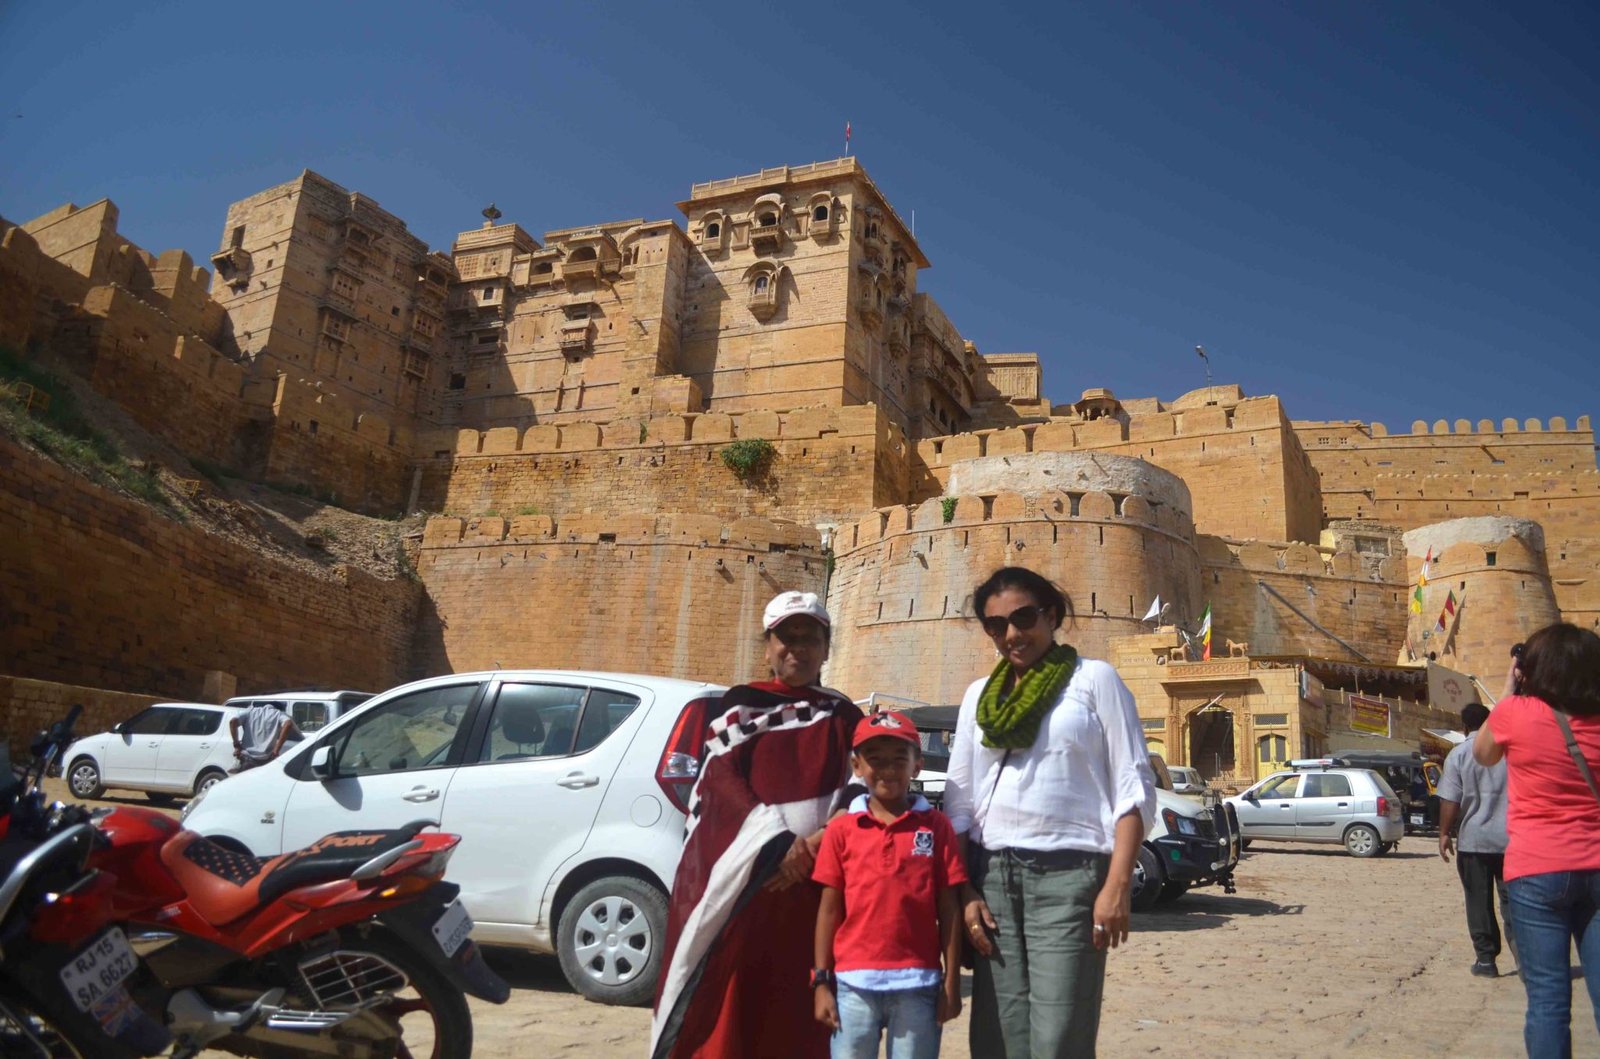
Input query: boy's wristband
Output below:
<box><xmin>810</xmin><ymin>968</ymin><xmax>836</xmax><ymax>990</ymax></box>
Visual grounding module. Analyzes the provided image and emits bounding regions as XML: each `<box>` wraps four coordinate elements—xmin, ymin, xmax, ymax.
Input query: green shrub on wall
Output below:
<box><xmin>941</xmin><ymin>496</ymin><xmax>958</xmax><ymax>523</ymax></box>
<box><xmin>720</xmin><ymin>438</ymin><xmax>776</xmax><ymax>481</ymax></box>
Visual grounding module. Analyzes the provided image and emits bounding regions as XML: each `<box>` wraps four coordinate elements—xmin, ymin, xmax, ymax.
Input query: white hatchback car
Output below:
<box><xmin>63</xmin><ymin>702</ymin><xmax>244</xmax><ymax>804</ymax></box>
<box><xmin>181</xmin><ymin>670</ymin><xmax>726</xmax><ymax>1005</ymax></box>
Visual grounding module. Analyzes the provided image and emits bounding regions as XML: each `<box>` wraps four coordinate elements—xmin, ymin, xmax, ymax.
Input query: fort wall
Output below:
<box><xmin>1402</xmin><ymin>518</ymin><xmax>1562</xmax><ymax>684</ymax></box>
<box><xmin>414</xmin><ymin>402</ymin><xmax>910</xmax><ymax>526</ymax></box>
<box><xmin>914</xmin><ymin>395</ymin><xmax>1322</xmax><ymax>544</ymax></box>
<box><xmin>0</xmin><ymin>675</ymin><xmax>163</xmax><ymax>760</ymax></box>
<box><xmin>0</xmin><ymin>435</ymin><xmax>422</xmax><ymax>700</ymax></box>
<box><xmin>824</xmin><ymin>461</ymin><xmax>1202</xmax><ymax>705</ymax></box>
<box><xmin>414</xmin><ymin>513</ymin><xmax>825</xmax><ymax>685</ymax></box>
<box><xmin>1198</xmin><ymin>536</ymin><xmax>1410</xmax><ymax>664</ymax></box>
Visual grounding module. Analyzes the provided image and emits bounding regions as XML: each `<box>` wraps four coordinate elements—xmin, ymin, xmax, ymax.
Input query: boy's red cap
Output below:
<box><xmin>852</xmin><ymin>711</ymin><xmax>920</xmax><ymax>750</ymax></box>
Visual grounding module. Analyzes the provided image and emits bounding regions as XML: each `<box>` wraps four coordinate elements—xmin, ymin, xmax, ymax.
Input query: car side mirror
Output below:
<box><xmin>1243</xmin><ymin>791</ymin><xmax>1258</xmax><ymax>802</ymax></box>
<box><xmin>309</xmin><ymin>745</ymin><xmax>338</xmax><ymax>781</ymax></box>
<box><xmin>111</xmin><ymin>722</ymin><xmax>124</xmax><ymax>734</ymax></box>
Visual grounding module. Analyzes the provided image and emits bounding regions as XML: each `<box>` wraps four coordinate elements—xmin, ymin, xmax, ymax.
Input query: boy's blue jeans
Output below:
<box><xmin>831</xmin><ymin>981</ymin><xmax>941</xmax><ymax>1059</ymax></box>
<box><xmin>1505</xmin><ymin>869</ymin><xmax>1600</xmax><ymax>1059</ymax></box>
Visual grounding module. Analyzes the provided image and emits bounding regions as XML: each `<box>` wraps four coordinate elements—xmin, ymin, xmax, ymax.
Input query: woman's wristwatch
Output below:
<box><xmin>810</xmin><ymin>968</ymin><xmax>836</xmax><ymax>990</ymax></box>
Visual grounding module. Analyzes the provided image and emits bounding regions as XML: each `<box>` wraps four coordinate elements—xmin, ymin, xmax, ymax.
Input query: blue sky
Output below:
<box><xmin>2</xmin><ymin>1</ymin><xmax>1595</xmax><ymax>432</ymax></box>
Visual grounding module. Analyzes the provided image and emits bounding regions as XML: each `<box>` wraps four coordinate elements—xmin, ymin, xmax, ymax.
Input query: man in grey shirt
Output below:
<box><xmin>229</xmin><ymin>702</ymin><xmax>300</xmax><ymax>771</ymax></box>
<box><xmin>1437</xmin><ymin>702</ymin><xmax>1515</xmax><ymax>978</ymax></box>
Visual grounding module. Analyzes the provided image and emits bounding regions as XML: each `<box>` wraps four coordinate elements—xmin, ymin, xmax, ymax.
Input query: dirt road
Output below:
<box><xmin>465</xmin><ymin>839</ymin><xmax>1597</xmax><ymax>1058</ymax></box>
<box><xmin>52</xmin><ymin>784</ymin><xmax>1596</xmax><ymax>1056</ymax></box>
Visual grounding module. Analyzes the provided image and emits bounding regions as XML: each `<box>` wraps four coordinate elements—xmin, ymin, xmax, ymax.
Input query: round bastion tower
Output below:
<box><xmin>1402</xmin><ymin>516</ymin><xmax>1561</xmax><ymax>690</ymax></box>
<box><xmin>824</xmin><ymin>452</ymin><xmax>1203</xmax><ymax>706</ymax></box>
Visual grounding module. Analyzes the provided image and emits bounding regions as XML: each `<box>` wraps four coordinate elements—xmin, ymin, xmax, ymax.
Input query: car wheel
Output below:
<box><xmin>1240</xmin><ymin>838</ymin><xmax>1252</xmax><ymax>850</ymax></box>
<box><xmin>557</xmin><ymin>876</ymin><xmax>667</xmax><ymax>1006</ymax></box>
<box><xmin>66</xmin><ymin>758</ymin><xmax>104</xmax><ymax>800</ymax></box>
<box><xmin>1344</xmin><ymin>824</ymin><xmax>1382</xmax><ymax>858</ymax></box>
<box><xmin>145</xmin><ymin>792</ymin><xmax>178</xmax><ymax>807</ymax></box>
<box><xmin>1158</xmin><ymin>880</ymin><xmax>1189</xmax><ymax>903</ymax></box>
<box><xmin>1130</xmin><ymin>845</ymin><xmax>1164</xmax><ymax>913</ymax></box>
<box><xmin>193</xmin><ymin>769</ymin><xmax>228</xmax><ymax>798</ymax></box>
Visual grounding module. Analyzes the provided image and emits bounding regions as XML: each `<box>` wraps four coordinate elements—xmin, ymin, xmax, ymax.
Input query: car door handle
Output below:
<box><xmin>199</xmin><ymin>743</ymin><xmax>212</xmax><ymax>749</ymax></box>
<box><xmin>557</xmin><ymin>772</ymin><xmax>600</xmax><ymax>790</ymax></box>
<box><xmin>1337</xmin><ymin>802</ymin><xmax>1349</xmax><ymax>807</ymax></box>
<box><xmin>402</xmin><ymin>787</ymin><xmax>441</xmax><ymax>802</ymax></box>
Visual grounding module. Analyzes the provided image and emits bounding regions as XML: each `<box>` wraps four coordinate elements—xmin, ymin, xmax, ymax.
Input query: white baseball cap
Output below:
<box><xmin>763</xmin><ymin>591</ymin><xmax>831</xmax><ymax>631</ymax></box>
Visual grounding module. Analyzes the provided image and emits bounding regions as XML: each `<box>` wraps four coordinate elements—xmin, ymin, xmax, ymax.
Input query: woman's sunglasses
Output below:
<box><xmin>981</xmin><ymin>605</ymin><xmax>1046</xmax><ymax>638</ymax></box>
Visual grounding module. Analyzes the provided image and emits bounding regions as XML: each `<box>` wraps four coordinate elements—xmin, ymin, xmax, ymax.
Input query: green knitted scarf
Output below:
<box><xmin>976</xmin><ymin>644</ymin><xmax>1079</xmax><ymax>749</ymax></box>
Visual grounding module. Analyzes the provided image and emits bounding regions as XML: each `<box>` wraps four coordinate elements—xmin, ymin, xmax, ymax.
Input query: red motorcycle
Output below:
<box><xmin>6</xmin><ymin>708</ymin><xmax>509</xmax><ymax>1058</ymax></box>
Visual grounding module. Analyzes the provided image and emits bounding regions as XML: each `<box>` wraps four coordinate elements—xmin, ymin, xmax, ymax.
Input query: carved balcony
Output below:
<box><xmin>562</xmin><ymin>254</ymin><xmax>603</xmax><ymax>282</ymax></box>
<box><xmin>749</xmin><ymin>221</ymin><xmax>784</xmax><ymax>254</ymax></box>
<box><xmin>748</xmin><ymin>285</ymin><xmax>779</xmax><ymax>321</ymax></box>
<box><xmin>558</xmin><ymin>319</ymin><xmax>594</xmax><ymax>354</ymax></box>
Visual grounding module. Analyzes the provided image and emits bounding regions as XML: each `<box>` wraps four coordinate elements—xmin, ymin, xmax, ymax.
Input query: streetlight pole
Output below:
<box><xmin>1195</xmin><ymin>345</ymin><xmax>1213</xmax><ymax>387</ymax></box>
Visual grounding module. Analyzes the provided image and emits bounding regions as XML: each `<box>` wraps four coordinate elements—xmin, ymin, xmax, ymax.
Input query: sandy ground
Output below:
<box><xmin>463</xmin><ymin>841</ymin><xmax>1599</xmax><ymax>1059</ymax></box>
<box><xmin>50</xmin><ymin>783</ymin><xmax>1599</xmax><ymax>1057</ymax></box>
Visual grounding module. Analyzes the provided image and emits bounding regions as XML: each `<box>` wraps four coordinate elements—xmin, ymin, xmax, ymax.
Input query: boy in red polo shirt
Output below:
<box><xmin>812</xmin><ymin>712</ymin><xmax>966</xmax><ymax>1059</ymax></box>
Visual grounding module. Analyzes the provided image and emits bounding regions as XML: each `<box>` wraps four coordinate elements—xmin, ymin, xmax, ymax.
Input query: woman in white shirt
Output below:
<box><xmin>943</xmin><ymin>566</ymin><xmax>1156</xmax><ymax>1059</ymax></box>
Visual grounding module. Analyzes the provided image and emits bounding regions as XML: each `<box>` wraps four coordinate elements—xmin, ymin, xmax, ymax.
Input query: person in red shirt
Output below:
<box><xmin>1474</xmin><ymin>623</ymin><xmax>1600</xmax><ymax>1058</ymax></box>
<box><xmin>812</xmin><ymin>711</ymin><xmax>966</xmax><ymax>1059</ymax></box>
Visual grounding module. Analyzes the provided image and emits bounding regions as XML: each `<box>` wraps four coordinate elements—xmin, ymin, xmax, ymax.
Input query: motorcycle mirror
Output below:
<box><xmin>309</xmin><ymin>745</ymin><xmax>337</xmax><ymax>781</ymax></box>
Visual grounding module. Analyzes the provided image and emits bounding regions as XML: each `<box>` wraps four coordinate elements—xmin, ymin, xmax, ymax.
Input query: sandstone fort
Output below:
<box><xmin>3</xmin><ymin>158</ymin><xmax>1595</xmax><ymax>786</ymax></box>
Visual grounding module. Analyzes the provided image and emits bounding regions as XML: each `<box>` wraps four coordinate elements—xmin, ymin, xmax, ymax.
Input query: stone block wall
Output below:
<box><xmin>413</xmin><ymin>403</ymin><xmax>909</xmax><ymax>526</ymax></box>
<box><xmin>824</xmin><ymin>478</ymin><xmax>1203</xmax><ymax>707</ymax></box>
<box><xmin>0</xmin><ymin>675</ymin><xmax>163</xmax><ymax>759</ymax></box>
<box><xmin>0</xmin><ymin>436</ymin><xmax>422</xmax><ymax>701</ymax></box>
<box><xmin>1199</xmin><ymin>536</ymin><xmax>1410</xmax><ymax>664</ymax></box>
<box><xmin>413</xmin><ymin>513</ymin><xmax>826</xmax><ymax>686</ymax></box>
<box><xmin>914</xmin><ymin>395</ymin><xmax>1322</xmax><ymax>544</ymax></box>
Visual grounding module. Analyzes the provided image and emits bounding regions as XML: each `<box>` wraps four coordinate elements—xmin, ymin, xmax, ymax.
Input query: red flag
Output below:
<box><xmin>845</xmin><ymin>121</ymin><xmax>852</xmax><ymax>141</ymax></box>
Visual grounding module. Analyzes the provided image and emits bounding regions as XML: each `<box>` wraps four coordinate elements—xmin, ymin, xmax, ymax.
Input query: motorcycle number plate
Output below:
<box><xmin>60</xmin><ymin>927</ymin><xmax>137</xmax><ymax>1013</ymax></box>
<box><xmin>432</xmin><ymin>899</ymin><xmax>473</xmax><ymax>957</ymax></box>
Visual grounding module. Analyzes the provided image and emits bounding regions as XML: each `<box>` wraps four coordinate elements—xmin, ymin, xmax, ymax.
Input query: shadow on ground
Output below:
<box><xmin>1138</xmin><ymin>893</ymin><xmax>1305</xmax><ymax>932</ymax></box>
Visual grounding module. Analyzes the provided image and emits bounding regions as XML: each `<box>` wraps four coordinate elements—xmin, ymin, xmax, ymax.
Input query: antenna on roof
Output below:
<box><xmin>1195</xmin><ymin>345</ymin><xmax>1212</xmax><ymax>388</ymax></box>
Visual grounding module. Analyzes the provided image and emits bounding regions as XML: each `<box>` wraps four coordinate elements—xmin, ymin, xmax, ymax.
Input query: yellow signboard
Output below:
<box><xmin>1350</xmin><ymin>695</ymin><xmax>1391</xmax><ymax>737</ymax></box>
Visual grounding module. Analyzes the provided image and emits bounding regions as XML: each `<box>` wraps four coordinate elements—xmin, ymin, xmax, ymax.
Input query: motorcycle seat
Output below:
<box><xmin>161</xmin><ymin>823</ymin><xmax>430</xmax><ymax>926</ymax></box>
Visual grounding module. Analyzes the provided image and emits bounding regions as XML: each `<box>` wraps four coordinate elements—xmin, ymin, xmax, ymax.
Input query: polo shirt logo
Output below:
<box><xmin>911</xmin><ymin>828</ymin><xmax>934</xmax><ymax>857</ymax></box>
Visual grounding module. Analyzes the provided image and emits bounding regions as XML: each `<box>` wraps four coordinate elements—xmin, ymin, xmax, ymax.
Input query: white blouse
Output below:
<box><xmin>943</xmin><ymin>658</ymin><xmax>1157</xmax><ymax>855</ymax></box>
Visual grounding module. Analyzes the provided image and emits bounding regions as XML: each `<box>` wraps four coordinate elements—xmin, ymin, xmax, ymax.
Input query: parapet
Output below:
<box><xmin>426</xmin><ymin>402</ymin><xmax>893</xmax><ymax>459</ymax></box>
<box><xmin>421</xmin><ymin>512</ymin><xmax>824</xmax><ymax>552</ymax></box>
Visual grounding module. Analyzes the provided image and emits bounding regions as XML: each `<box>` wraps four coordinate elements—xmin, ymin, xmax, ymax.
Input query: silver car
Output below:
<box><xmin>1225</xmin><ymin>767</ymin><xmax>1404</xmax><ymax>857</ymax></box>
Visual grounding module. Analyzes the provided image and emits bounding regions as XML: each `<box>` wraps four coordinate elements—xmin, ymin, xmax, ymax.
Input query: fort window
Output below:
<box><xmin>308</xmin><ymin>420</ymin><xmax>319</xmax><ymax>435</ymax></box>
<box><xmin>534</xmin><ymin>262</ymin><xmax>553</xmax><ymax>275</ymax></box>
<box><xmin>706</xmin><ymin>222</ymin><xmax>720</xmax><ymax>239</ymax></box>
<box><xmin>448</xmin><ymin>374</ymin><xmax>466</xmax><ymax>390</ymax></box>
<box><xmin>813</xmin><ymin>205</ymin><xmax>829</xmax><ymax>222</ymax></box>
<box><xmin>1486</xmin><ymin>551</ymin><xmax>1496</xmax><ymax>566</ymax></box>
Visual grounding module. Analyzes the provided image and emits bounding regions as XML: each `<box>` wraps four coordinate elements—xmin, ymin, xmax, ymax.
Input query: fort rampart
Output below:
<box><xmin>824</xmin><ymin>456</ymin><xmax>1202</xmax><ymax>705</ymax></box>
<box><xmin>0</xmin><ymin>436</ymin><xmax>422</xmax><ymax>700</ymax></box>
<box><xmin>414</xmin><ymin>513</ymin><xmax>826</xmax><ymax>685</ymax></box>
<box><xmin>414</xmin><ymin>402</ymin><xmax>910</xmax><ymax>525</ymax></box>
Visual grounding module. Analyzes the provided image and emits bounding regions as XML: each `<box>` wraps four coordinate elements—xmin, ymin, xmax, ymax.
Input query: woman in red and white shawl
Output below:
<box><xmin>651</xmin><ymin>591</ymin><xmax>862</xmax><ymax>1059</ymax></box>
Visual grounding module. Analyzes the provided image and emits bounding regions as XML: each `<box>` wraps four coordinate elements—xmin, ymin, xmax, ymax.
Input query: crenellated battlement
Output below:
<box><xmin>420</xmin><ymin>402</ymin><xmax>898</xmax><ymax>460</ymax></box>
<box><xmin>1297</xmin><ymin>415</ymin><xmax>1593</xmax><ymax>439</ymax></box>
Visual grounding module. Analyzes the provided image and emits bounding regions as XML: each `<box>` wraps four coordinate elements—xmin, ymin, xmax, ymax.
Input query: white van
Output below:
<box><xmin>222</xmin><ymin>689</ymin><xmax>374</xmax><ymax>736</ymax></box>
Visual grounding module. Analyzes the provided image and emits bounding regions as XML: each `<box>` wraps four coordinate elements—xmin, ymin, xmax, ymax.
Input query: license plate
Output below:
<box><xmin>431</xmin><ymin>899</ymin><xmax>473</xmax><ymax>957</ymax></box>
<box><xmin>60</xmin><ymin>927</ymin><xmax>137</xmax><ymax>1013</ymax></box>
<box><xmin>1409</xmin><ymin>813</ymin><xmax>1425</xmax><ymax>826</ymax></box>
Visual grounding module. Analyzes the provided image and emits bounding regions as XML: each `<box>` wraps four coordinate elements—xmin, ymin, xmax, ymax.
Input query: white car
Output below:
<box><xmin>1168</xmin><ymin>765</ymin><xmax>1206</xmax><ymax>794</ymax></box>
<box><xmin>64</xmin><ymin>702</ymin><xmax>244</xmax><ymax>804</ymax></box>
<box><xmin>181</xmin><ymin>669</ymin><xmax>726</xmax><ymax>1005</ymax></box>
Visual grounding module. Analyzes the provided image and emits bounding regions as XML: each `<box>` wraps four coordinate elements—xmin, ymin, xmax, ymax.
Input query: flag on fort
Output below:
<box><xmin>1198</xmin><ymin>604</ymin><xmax>1213</xmax><ymax>660</ymax></box>
<box><xmin>1435</xmin><ymin>590</ymin><xmax>1458</xmax><ymax>633</ymax></box>
<box><xmin>1420</xmin><ymin>547</ymin><xmax>1433</xmax><ymax>586</ymax></box>
<box><xmin>1411</xmin><ymin>584</ymin><xmax>1424</xmax><ymax>614</ymax></box>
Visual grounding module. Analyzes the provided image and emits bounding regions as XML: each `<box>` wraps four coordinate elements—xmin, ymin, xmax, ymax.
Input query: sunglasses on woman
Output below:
<box><xmin>981</xmin><ymin>605</ymin><xmax>1047</xmax><ymax>638</ymax></box>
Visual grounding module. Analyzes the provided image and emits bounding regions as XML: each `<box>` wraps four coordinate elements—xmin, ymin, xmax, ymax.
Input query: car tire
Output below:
<box><xmin>193</xmin><ymin>768</ymin><xmax>228</xmax><ymax>798</ymax></box>
<box><xmin>66</xmin><ymin>757</ymin><xmax>105</xmax><ymax>800</ymax></box>
<box><xmin>1130</xmin><ymin>845</ymin><xmax>1164</xmax><ymax>913</ymax></box>
<box><xmin>1240</xmin><ymin>838</ymin><xmax>1252</xmax><ymax>850</ymax></box>
<box><xmin>1344</xmin><ymin>824</ymin><xmax>1382</xmax><ymax>858</ymax></box>
<box><xmin>1158</xmin><ymin>880</ymin><xmax>1189</xmax><ymax>903</ymax></box>
<box><xmin>557</xmin><ymin>876</ymin><xmax>668</xmax><ymax>1006</ymax></box>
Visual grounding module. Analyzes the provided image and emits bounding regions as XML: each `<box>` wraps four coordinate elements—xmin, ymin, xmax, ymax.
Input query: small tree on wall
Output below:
<box><xmin>720</xmin><ymin>438</ymin><xmax>776</xmax><ymax>483</ymax></box>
